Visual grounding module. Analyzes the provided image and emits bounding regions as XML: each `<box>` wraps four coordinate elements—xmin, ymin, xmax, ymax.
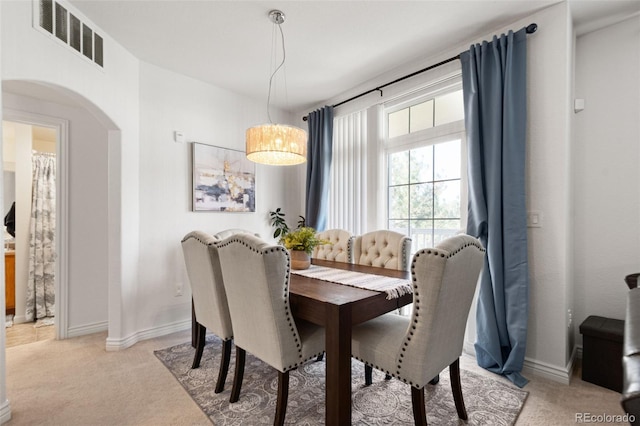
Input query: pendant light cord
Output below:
<box><xmin>267</xmin><ymin>22</ymin><xmax>286</xmax><ymax>124</ymax></box>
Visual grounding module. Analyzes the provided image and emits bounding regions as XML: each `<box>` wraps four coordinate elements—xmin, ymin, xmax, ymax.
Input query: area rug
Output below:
<box><xmin>155</xmin><ymin>336</ymin><xmax>528</xmax><ymax>425</ymax></box>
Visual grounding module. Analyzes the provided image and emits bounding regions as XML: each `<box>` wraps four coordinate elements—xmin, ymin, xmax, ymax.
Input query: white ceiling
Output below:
<box><xmin>57</xmin><ymin>1</ymin><xmax>639</xmax><ymax>113</ymax></box>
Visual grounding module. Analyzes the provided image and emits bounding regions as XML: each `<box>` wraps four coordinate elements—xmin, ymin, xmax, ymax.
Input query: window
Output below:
<box><xmin>388</xmin><ymin>139</ymin><xmax>462</xmax><ymax>252</ymax></box>
<box><xmin>326</xmin><ymin>69</ymin><xmax>464</xmax><ymax>245</ymax></box>
<box><xmin>385</xmin><ymin>87</ymin><xmax>466</xmax><ymax>253</ymax></box>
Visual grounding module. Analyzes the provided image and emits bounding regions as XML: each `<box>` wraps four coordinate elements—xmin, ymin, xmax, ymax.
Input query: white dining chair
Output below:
<box><xmin>352</xmin><ymin>229</ymin><xmax>412</xmax><ymax>383</ymax></box>
<box><xmin>312</xmin><ymin>228</ymin><xmax>354</xmax><ymax>263</ymax></box>
<box><xmin>213</xmin><ymin>228</ymin><xmax>259</xmax><ymax>240</ymax></box>
<box><xmin>350</xmin><ymin>234</ymin><xmax>485</xmax><ymax>425</ymax></box>
<box><xmin>181</xmin><ymin>231</ymin><xmax>233</xmax><ymax>394</ymax></box>
<box><xmin>216</xmin><ymin>233</ymin><xmax>325</xmax><ymax>426</ymax></box>
<box><xmin>352</xmin><ymin>230</ymin><xmax>411</xmax><ymax>271</ymax></box>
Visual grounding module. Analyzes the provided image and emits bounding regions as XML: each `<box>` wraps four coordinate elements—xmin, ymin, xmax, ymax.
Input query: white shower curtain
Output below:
<box><xmin>26</xmin><ymin>152</ymin><xmax>56</xmax><ymax>322</ymax></box>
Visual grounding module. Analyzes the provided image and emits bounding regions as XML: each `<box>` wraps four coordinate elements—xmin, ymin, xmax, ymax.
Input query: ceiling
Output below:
<box><xmin>58</xmin><ymin>1</ymin><xmax>639</xmax><ymax>113</ymax></box>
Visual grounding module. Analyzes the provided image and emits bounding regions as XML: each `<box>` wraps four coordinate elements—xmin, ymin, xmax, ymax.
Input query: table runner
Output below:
<box><xmin>290</xmin><ymin>265</ymin><xmax>412</xmax><ymax>299</ymax></box>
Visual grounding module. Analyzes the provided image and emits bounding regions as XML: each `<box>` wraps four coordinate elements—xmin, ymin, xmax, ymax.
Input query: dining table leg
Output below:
<box><xmin>325</xmin><ymin>302</ymin><xmax>352</xmax><ymax>425</ymax></box>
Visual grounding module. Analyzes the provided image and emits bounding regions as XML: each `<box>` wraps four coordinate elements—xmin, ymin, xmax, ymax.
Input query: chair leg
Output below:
<box><xmin>449</xmin><ymin>358</ymin><xmax>467</xmax><ymax>420</ymax></box>
<box><xmin>428</xmin><ymin>374</ymin><xmax>440</xmax><ymax>385</ymax></box>
<box><xmin>411</xmin><ymin>386</ymin><xmax>428</xmax><ymax>426</ymax></box>
<box><xmin>364</xmin><ymin>364</ymin><xmax>373</xmax><ymax>386</ymax></box>
<box><xmin>191</xmin><ymin>322</ymin><xmax>207</xmax><ymax>369</ymax></box>
<box><xmin>274</xmin><ymin>370</ymin><xmax>290</xmax><ymax>426</ymax></box>
<box><xmin>316</xmin><ymin>352</ymin><xmax>324</xmax><ymax>362</ymax></box>
<box><xmin>214</xmin><ymin>339</ymin><xmax>232</xmax><ymax>394</ymax></box>
<box><xmin>229</xmin><ymin>346</ymin><xmax>246</xmax><ymax>403</ymax></box>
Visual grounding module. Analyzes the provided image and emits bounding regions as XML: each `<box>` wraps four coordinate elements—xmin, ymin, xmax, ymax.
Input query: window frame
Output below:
<box><xmin>381</xmin><ymin>79</ymin><xmax>468</xmax><ymax>251</ymax></box>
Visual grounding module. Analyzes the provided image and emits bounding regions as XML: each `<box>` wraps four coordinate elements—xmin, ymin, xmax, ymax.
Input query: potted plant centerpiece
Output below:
<box><xmin>269</xmin><ymin>209</ymin><xmax>327</xmax><ymax>270</ymax></box>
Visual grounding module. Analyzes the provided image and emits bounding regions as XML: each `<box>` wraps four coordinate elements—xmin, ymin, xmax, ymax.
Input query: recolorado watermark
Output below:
<box><xmin>575</xmin><ymin>412</ymin><xmax>635</xmax><ymax>423</ymax></box>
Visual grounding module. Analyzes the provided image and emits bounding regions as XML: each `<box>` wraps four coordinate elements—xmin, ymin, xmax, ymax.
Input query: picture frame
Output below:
<box><xmin>191</xmin><ymin>143</ymin><xmax>256</xmax><ymax>212</ymax></box>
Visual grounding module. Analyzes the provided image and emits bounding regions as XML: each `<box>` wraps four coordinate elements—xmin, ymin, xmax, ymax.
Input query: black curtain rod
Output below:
<box><xmin>303</xmin><ymin>23</ymin><xmax>537</xmax><ymax>121</ymax></box>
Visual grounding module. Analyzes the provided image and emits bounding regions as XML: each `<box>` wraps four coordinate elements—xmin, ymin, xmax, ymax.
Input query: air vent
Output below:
<box><xmin>35</xmin><ymin>0</ymin><xmax>104</xmax><ymax>68</ymax></box>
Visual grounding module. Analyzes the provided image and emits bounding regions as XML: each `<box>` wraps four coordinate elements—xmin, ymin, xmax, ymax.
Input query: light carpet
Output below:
<box><xmin>155</xmin><ymin>335</ymin><xmax>528</xmax><ymax>425</ymax></box>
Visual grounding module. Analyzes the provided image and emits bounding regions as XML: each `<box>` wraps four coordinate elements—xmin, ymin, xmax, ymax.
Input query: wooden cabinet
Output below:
<box><xmin>5</xmin><ymin>251</ymin><xmax>15</xmax><ymax>315</ymax></box>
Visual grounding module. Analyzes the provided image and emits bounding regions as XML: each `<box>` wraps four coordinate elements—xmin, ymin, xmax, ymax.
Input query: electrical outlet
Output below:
<box><xmin>175</xmin><ymin>282</ymin><xmax>183</xmax><ymax>297</ymax></box>
<box><xmin>567</xmin><ymin>309</ymin><xmax>573</xmax><ymax>328</ymax></box>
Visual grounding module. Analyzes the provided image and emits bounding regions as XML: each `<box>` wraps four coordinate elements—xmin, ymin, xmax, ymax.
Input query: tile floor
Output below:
<box><xmin>5</xmin><ymin>317</ymin><xmax>55</xmax><ymax>348</ymax></box>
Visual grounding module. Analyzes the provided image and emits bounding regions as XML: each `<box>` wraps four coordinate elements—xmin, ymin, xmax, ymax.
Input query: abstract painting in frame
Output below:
<box><xmin>192</xmin><ymin>143</ymin><xmax>256</xmax><ymax>212</ymax></box>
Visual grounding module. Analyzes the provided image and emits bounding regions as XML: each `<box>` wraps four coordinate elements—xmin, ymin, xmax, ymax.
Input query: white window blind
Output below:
<box><xmin>328</xmin><ymin>111</ymin><xmax>367</xmax><ymax>235</ymax></box>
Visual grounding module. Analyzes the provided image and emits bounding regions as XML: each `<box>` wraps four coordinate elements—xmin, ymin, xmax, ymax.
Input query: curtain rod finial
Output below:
<box><xmin>526</xmin><ymin>23</ymin><xmax>537</xmax><ymax>34</ymax></box>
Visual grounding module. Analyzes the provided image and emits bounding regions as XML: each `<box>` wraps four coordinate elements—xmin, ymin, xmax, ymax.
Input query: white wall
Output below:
<box><xmin>299</xmin><ymin>2</ymin><xmax>576</xmax><ymax>380</ymax></box>
<box><xmin>1</xmin><ymin>0</ymin><xmax>140</xmax><ymax>347</ymax></box>
<box><xmin>0</xmin><ymin>0</ymin><xmax>304</xmax><ymax>348</ymax></box>
<box><xmin>573</xmin><ymin>16</ymin><xmax>640</xmax><ymax>341</ymax></box>
<box><xmin>523</xmin><ymin>3</ymin><xmax>574</xmax><ymax>376</ymax></box>
<box><xmin>135</xmin><ymin>62</ymin><xmax>299</xmax><ymax>333</ymax></box>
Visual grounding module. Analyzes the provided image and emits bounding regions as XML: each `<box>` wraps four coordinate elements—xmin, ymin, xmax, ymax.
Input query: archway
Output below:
<box><xmin>2</xmin><ymin>80</ymin><xmax>121</xmax><ymax>341</ymax></box>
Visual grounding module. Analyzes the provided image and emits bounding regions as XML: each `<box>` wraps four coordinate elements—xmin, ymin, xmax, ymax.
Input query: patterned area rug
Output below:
<box><xmin>155</xmin><ymin>336</ymin><xmax>528</xmax><ymax>425</ymax></box>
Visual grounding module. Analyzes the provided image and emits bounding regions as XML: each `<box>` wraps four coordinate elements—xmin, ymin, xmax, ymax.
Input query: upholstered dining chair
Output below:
<box><xmin>311</xmin><ymin>228</ymin><xmax>353</xmax><ymax>362</ymax></box>
<box><xmin>312</xmin><ymin>228</ymin><xmax>354</xmax><ymax>263</ymax></box>
<box><xmin>353</xmin><ymin>229</ymin><xmax>412</xmax><ymax>383</ymax></box>
<box><xmin>216</xmin><ymin>233</ymin><xmax>325</xmax><ymax>426</ymax></box>
<box><xmin>350</xmin><ymin>234</ymin><xmax>485</xmax><ymax>425</ymax></box>
<box><xmin>213</xmin><ymin>228</ymin><xmax>260</xmax><ymax>240</ymax></box>
<box><xmin>181</xmin><ymin>231</ymin><xmax>233</xmax><ymax>394</ymax></box>
<box><xmin>352</xmin><ymin>230</ymin><xmax>411</xmax><ymax>271</ymax></box>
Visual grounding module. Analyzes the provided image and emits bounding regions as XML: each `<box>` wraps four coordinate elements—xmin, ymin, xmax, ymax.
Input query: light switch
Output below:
<box><xmin>527</xmin><ymin>211</ymin><xmax>542</xmax><ymax>228</ymax></box>
<box><xmin>174</xmin><ymin>131</ymin><xmax>185</xmax><ymax>143</ymax></box>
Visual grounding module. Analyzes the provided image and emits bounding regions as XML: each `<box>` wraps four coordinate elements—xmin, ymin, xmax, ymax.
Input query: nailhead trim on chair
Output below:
<box><xmin>183</xmin><ymin>231</ymin><xmax>236</xmax><ymax>343</ymax></box>
<box><xmin>217</xmin><ymin>235</ymin><xmax>323</xmax><ymax>373</ymax></box>
<box><xmin>181</xmin><ymin>231</ymin><xmax>218</xmax><ymax>245</ymax></box>
<box><xmin>401</xmin><ymin>237</ymin><xmax>411</xmax><ymax>271</ymax></box>
<box><xmin>353</xmin><ymin>239</ymin><xmax>486</xmax><ymax>389</ymax></box>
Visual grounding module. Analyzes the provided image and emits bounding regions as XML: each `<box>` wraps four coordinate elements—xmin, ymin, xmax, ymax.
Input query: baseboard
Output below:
<box><xmin>0</xmin><ymin>399</ymin><xmax>11</xmax><ymax>424</ymax></box>
<box><xmin>463</xmin><ymin>339</ymin><xmax>476</xmax><ymax>357</ymax></box>
<box><xmin>522</xmin><ymin>356</ymin><xmax>572</xmax><ymax>384</ymax></box>
<box><xmin>105</xmin><ymin>319</ymin><xmax>191</xmax><ymax>352</ymax></box>
<box><xmin>12</xmin><ymin>315</ymin><xmax>26</xmax><ymax>324</ymax></box>
<box><xmin>67</xmin><ymin>321</ymin><xmax>108</xmax><ymax>338</ymax></box>
<box><xmin>462</xmin><ymin>340</ymin><xmax>576</xmax><ymax>385</ymax></box>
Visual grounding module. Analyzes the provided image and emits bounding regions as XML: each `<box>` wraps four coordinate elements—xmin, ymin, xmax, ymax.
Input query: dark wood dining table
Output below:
<box><xmin>190</xmin><ymin>258</ymin><xmax>412</xmax><ymax>425</ymax></box>
<box><xmin>289</xmin><ymin>258</ymin><xmax>412</xmax><ymax>426</ymax></box>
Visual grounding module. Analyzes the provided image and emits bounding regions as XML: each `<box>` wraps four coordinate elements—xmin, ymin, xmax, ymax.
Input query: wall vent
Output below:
<box><xmin>34</xmin><ymin>0</ymin><xmax>104</xmax><ymax>68</ymax></box>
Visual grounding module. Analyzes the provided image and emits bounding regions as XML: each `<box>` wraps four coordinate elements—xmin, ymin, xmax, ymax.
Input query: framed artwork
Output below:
<box><xmin>192</xmin><ymin>143</ymin><xmax>256</xmax><ymax>212</ymax></box>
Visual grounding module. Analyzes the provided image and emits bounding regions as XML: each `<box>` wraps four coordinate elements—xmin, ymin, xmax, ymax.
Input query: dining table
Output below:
<box><xmin>190</xmin><ymin>257</ymin><xmax>412</xmax><ymax>425</ymax></box>
<box><xmin>288</xmin><ymin>258</ymin><xmax>412</xmax><ymax>426</ymax></box>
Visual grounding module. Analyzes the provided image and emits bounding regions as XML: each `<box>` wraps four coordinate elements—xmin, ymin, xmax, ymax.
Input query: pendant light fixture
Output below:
<box><xmin>245</xmin><ymin>9</ymin><xmax>307</xmax><ymax>166</ymax></box>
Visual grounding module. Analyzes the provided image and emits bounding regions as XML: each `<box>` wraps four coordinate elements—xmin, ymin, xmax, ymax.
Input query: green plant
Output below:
<box><xmin>269</xmin><ymin>210</ymin><xmax>327</xmax><ymax>253</ymax></box>
<box><xmin>269</xmin><ymin>208</ymin><xmax>290</xmax><ymax>240</ymax></box>
<box><xmin>297</xmin><ymin>215</ymin><xmax>306</xmax><ymax>228</ymax></box>
<box><xmin>282</xmin><ymin>226</ymin><xmax>328</xmax><ymax>255</ymax></box>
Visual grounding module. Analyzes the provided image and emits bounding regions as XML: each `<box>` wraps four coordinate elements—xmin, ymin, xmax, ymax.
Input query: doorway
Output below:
<box><xmin>2</xmin><ymin>110</ymin><xmax>68</xmax><ymax>345</ymax></box>
<box><xmin>3</xmin><ymin>121</ymin><xmax>57</xmax><ymax>346</ymax></box>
